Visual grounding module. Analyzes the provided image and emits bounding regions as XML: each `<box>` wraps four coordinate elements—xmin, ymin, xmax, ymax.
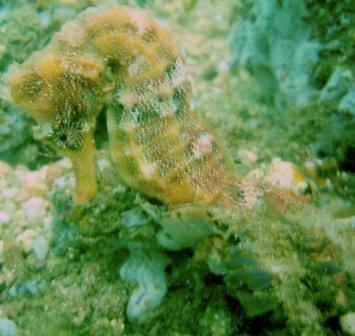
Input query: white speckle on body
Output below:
<box><xmin>121</xmin><ymin>121</ymin><xmax>138</xmax><ymax>133</ymax></box>
<box><xmin>128</xmin><ymin>63</ymin><xmax>139</xmax><ymax>77</ymax></box>
<box><xmin>123</xmin><ymin>147</ymin><xmax>132</xmax><ymax>156</ymax></box>
<box><xmin>160</xmin><ymin>101</ymin><xmax>176</xmax><ymax>117</ymax></box>
<box><xmin>170</xmin><ymin>59</ymin><xmax>188</xmax><ymax>87</ymax></box>
<box><xmin>179</xmin><ymin>133</ymin><xmax>188</xmax><ymax>141</ymax></box>
<box><xmin>55</xmin><ymin>21</ymin><xmax>85</xmax><ymax>47</ymax></box>
<box><xmin>198</xmin><ymin>133</ymin><xmax>212</xmax><ymax>147</ymax></box>
<box><xmin>140</xmin><ymin>162</ymin><xmax>156</xmax><ymax>180</ymax></box>
<box><xmin>192</xmin><ymin>133</ymin><xmax>213</xmax><ymax>159</ymax></box>
<box><xmin>118</xmin><ymin>91</ymin><xmax>139</xmax><ymax>108</ymax></box>
<box><xmin>97</xmin><ymin>159</ymin><xmax>110</xmax><ymax>171</ymax></box>
<box><xmin>192</xmin><ymin>147</ymin><xmax>202</xmax><ymax>159</ymax></box>
<box><xmin>189</xmin><ymin>99</ymin><xmax>197</xmax><ymax>110</ymax></box>
<box><xmin>240</xmin><ymin>183</ymin><xmax>264</xmax><ymax>209</ymax></box>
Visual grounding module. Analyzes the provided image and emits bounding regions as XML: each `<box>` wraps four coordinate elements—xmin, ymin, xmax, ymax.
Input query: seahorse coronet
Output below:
<box><xmin>7</xmin><ymin>5</ymin><xmax>263</xmax><ymax>208</ymax></box>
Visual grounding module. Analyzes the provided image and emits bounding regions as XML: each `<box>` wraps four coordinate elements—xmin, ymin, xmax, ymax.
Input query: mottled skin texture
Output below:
<box><xmin>7</xmin><ymin>6</ymin><xmax>264</xmax><ymax>209</ymax></box>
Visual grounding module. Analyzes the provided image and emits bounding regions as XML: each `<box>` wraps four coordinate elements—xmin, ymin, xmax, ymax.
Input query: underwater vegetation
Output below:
<box><xmin>0</xmin><ymin>0</ymin><xmax>354</xmax><ymax>335</ymax></box>
<box><xmin>229</xmin><ymin>0</ymin><xmax>319</xmax><ymax>109</ymax></box>
<box><xmin>229</xmin><ymin>0</ymin><xmax>355</xmax><ymax>194</ymax></box>
<box><xmin>306</xmin><ymin>0</ymin><xmax>355</xmax><ymax>175</ymax></box>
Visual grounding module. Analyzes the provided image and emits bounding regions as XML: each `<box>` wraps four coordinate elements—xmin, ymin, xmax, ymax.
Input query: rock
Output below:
<box><xmin>0</xmin><ymin>212</ymin><xmax>10</xmax><ymax>225</ymax></box>
<box><xmin>237</xmin><ymin>149</ymin><xmax>258</xmax><ymax>165</ymax></box>
<box><xmin>8</xmin><ymin>284</ymin><xmax>18</xmax><ymax>299</ymax></box>
<box><xmin>32</xmin><ymin>236</ymin><xmax>49</xmax><ymax>261</ymax></box>
<box><xmin>341</xmin><ymin>312</ymin><xmax>355</xmax><ymax>336</ymax></box>
<box><xmin>0</xmin><ymin>318</ymin><xmax>17</xmax><ymax>336</ymax></box>
<box><xmin>0</xmin><ymin>161</ymin><xmax>11</xmax><ymax>176</ymax></box>
<box><xmin>21</xmin><ymin>170</ymin><xmax>49</xmax><ymax>197</ymax></box>
<box><xmin>0</xmin><ymin>178</ymin><xmax>8</xmax><ymax>191</ymax></box>
<box><xmin>23</xmin><ymin>280</ymin><xmax>38</xmax><ymax>296</ymax></box>
<box><xmin>22</xmin><ymin>197</ymin><xmax>48</xmax><ymax>221</ymax></box>
<box><xmin>58</xmin><ymin>158</ymin><xmax>72</xmax><ymax>170</ymax></box>
<box><xmin>15</xmin><ymin>229</ymin><xmax>37</xmax><ymax>253</ymax></box>
<box><xmin>1</xmin><ymin>188</ymin><xmax>18</xmax><ymax>200</ymax></box>
<box><xmin>43</xmin><ymin>217</ymin><xmax>52</xmax><ymax>232</ymax></box>
<box><xmin>3</xmin><ymin>231</ymin><xmax>23</xmax><ymax>266</ymax></box>
<box><xmin>44</xmin><ymin>163</ymin><xmax>64</xmax><ymax>183</ymax></box>
<box><xmin>265</xmin><ymin>158</ymin><xmax>308</xmax><ymax>193</ymax></box>
<box><xmin>120</xmin><ymin>248</ymin><xmax>169</xmax><ymax>321</ymax></box>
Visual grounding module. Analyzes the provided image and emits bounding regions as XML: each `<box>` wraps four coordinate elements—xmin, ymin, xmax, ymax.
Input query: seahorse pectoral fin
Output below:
<box><xmin>62</xmin><ymin>131</ymin><xmax>98</xmax><ymax>204</ymax></box>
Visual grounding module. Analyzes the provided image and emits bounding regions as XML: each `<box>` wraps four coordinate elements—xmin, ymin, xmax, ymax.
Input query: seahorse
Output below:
<box><xmin>7</xmin><ymin>6</ymin><xmax>271</xmax><ymax>209</ymax></box>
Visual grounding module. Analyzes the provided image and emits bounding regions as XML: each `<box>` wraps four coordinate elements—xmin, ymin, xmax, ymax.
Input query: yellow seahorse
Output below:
<box><xmin>7</xmin><ymin>6</ymin><xmax>292</xmax><ymax>210</ymax></box>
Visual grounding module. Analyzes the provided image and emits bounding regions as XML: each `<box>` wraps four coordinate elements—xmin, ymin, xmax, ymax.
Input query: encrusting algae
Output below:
<box><xmin>6</xmin><ymin>5</ymin><xmax>274</xmax><ymax>210</ymax></box>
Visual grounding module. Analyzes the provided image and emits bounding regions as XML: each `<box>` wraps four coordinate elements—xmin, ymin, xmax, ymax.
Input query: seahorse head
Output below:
<box><xmin>6</xmin><ymin>48</ymin><xmax>104</xmax><ymax>203</ymax></box>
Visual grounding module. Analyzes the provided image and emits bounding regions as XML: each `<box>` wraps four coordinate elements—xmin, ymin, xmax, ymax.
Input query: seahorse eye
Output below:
<box><xmin>59</xmin><ymin>134</ymin><xmax>68</xmax><ymax>142</ymax></box>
